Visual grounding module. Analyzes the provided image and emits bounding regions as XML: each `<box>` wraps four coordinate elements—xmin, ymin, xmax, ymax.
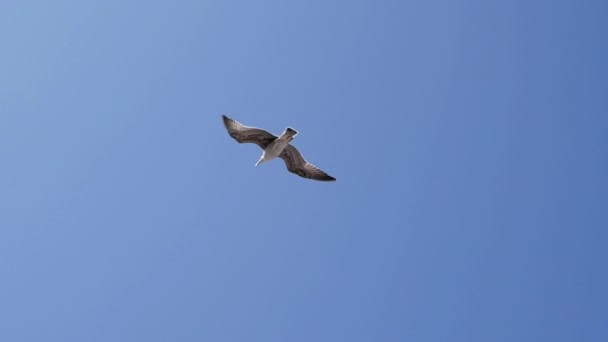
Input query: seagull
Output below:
<box><xmin>222</xmin><ymin>114</ymin><xmax>336</xmax><ymax>181</ymax></box>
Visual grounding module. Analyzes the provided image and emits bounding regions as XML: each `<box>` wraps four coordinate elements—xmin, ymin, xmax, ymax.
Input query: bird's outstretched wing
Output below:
<box><xmin>222</xmin><ymin>115</ymin><xmax>277</xmax><ymax>149</ymax></box>
<box><xmin>279</xmin><ymin>145</ymin><xmax>336</xmax><ymax>181</ymax></box>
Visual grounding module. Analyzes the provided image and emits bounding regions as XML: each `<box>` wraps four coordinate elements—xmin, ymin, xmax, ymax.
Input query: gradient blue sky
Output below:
<box><xmin>1</xmin><ymin>1</ymin><xmax>607</xmax><ymax>341</ymax></box>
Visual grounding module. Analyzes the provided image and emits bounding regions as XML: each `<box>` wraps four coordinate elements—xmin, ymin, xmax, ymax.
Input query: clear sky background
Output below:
<box><xmin>1</xmin><ymin>1</ymin><xmax>607</xmax><ymax>341</ymax></box>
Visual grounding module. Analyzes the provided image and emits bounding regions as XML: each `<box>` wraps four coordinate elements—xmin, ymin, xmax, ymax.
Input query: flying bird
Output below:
<box><xmin>222</xmin><ymin>114</ymin><xmax>336</xmax><ymax>181</ymax></box>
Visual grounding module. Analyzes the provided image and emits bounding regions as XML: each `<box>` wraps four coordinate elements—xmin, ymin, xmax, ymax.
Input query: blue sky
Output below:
<box><xmin>1</xmin><ymin>0</ymin><xmax>607</xmax><ymax>341</ymax></box>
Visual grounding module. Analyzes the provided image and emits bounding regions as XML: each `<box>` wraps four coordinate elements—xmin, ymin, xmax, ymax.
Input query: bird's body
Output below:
<box><xmin>221</xmin><ymin>115</ymin><xmax>336</xmax><ymax>181</ymax></box>
<box><xmin>255</xmin><ymin>127</ymin><xmax>298</xmax><ymax>166</ymax></box>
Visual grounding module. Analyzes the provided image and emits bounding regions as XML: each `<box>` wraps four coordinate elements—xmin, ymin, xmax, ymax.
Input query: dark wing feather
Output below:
<box><xmin>279</xmin><ymin>145</ymin><xmax>336</xmax><ymax>181</ymax></box>
<box><xmin>222</xmin><ymin>115</ymin><xmax>277</xmax><ymax>149</ymax></box>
